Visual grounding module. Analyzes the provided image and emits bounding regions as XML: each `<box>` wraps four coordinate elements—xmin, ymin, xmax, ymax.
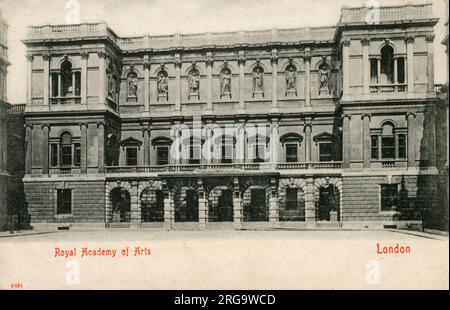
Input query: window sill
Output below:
<box><xmin>55</xmin><ymin>214</ymin><xmax>73</xmax><ymax>219</ymax></box>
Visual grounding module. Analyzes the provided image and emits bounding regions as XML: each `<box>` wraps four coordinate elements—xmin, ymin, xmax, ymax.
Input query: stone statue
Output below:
<box><xmin>252</xmin><ymin>67</ymin><xmax>264</xmax><ymax>94</ymax></box>
<box><xmin>157</xmin><ymin>71</ymin><xmax>168</xmax><ymax>96</ymax></box>
<box><xmin>220</xmin><ymin>68</ymin><xmax>231</xmax><ymax>97</ymax></box>
<box><xmin>188</xmin><ymin>69</ymin><xmax>200</xmax><ymax>95</ymax></box>
<box><xmin>107</xmin><ymin>73</ymin><xmax>116</xmax><ymax>98</ymax></box>
<box><xmin>128</xmin><ymin>74</ymin><xmax>138</xmax><ymax>97</ymax></box>
<box><xmin>319</xmin><ymin>63</ymin><xmax>330</xmax><ymax>90</ymax></box>
<box><xmin>285</xmin><ymin>65</ymin><xmax>296</xmax><ymax>92</ymax></box>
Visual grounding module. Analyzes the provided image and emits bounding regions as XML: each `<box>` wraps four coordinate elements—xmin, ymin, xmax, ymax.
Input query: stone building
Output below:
<box><xmin>20</xmin><ymin>3</ymin><xmax>443</xmax><ymax>230</ymax></box>
<box><xmin>0</xmin><ymin>9</ymin><xmax>10</xmax><ymax>229</ymax></box>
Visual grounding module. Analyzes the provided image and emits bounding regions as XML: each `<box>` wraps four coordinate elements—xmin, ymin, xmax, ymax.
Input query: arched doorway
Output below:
<box><xmin>317</xmin><ymin>185</ymin><xmax>340</xmax><ymax>221</ymax></box>
<box><xmin>141</xmin><ymin>188</ymin><xmax>164</xmax><ymax>222</ymax></box>
<box><xmin>110</xmin><ymin>188</ymin><xmax>131</xmax><ymax>222</ymax></box>
<box><xmin>209</xmin><ymin>187</ymin><xmax>233</xmax><ymax>222</ymax></box>
<box><xmin>243</xmin><ymin>186</ymin><xmax>269</xmax><ymax>221</ymax></box>
<box><xmin>175</xmin><ymin>188</ymin><xmax>199</xmax><ymax>222</ymax></box>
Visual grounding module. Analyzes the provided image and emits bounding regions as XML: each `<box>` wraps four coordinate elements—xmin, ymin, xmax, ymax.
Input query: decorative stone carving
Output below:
<box><xmin>157</xmin><ymin>69</ymin><xmax>169</xmax><ymax>101</ymax></box>
<box><xmin>318</xmin><ymin>61</ymin><xmax>330</xmax><ymax>95</ymax></box>
<box><xmin>188</xmin><ymin>67</ymin><xmax>200</xmax><ymax>100</ymax></box>
<box><xmin>404</xmin><ymin>36</ymin><xmax>415</xmax><ymax>44</ymax></box>
<box><xmin>360</xmin><ymin>37</ymin><xmax>370</xmax><ymax>46</ymax></box>
<box><xmin>107</xmin><ymin>73</ymin><xmax>116</xmax><ymax>99</ymax></box>
<box><xmin>127</xmin><ymin>71</ymin><xmax>138</xmax><ymax>98</ymax></box>
<box><xmin>252</xmin><ymin>65</ymin><xmax>264</xmax><ymax>98</ymax></box>
<box><xmin>425</xmin><ymin>35</ymin><xmax>435</xmax><ymax>43</ymax></box>
<box><xmin>220</xmin><ymin>67</ymin><xmax>232</xmax><ymax>99</ymax></box>
<box><xmin>285</xmin><ymin>64</ymin><xmax>297</xmax><ymax>96</ymax></box>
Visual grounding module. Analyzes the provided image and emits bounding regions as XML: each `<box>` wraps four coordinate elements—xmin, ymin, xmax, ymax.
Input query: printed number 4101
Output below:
<box><xmin>10</xmin><ymin>282</ymin><xmax>23</xmax><ymax>289</ymax></box>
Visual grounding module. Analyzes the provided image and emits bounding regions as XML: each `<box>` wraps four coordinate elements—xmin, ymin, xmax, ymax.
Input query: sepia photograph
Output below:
<box><xmin>0</xmin><ymin>0</ymin><xmax>448</xmax><ymax>293</ymax></box>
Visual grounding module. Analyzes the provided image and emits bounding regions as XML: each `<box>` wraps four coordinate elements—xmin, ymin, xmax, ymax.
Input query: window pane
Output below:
<box><xmin>398</xmin><ymin>134</ymin><xmax>406</xmax><ymax>159</ymax></box>
<box><xmin>157</xmin><ymin>147</ymin><xmax>169</xmax><ymax>165</ymax></box>
<box><xmin>126</xmin><ymin>148</ymin><xmax>137</xmax><ymax>166</ymax></box>
<box><xmin>381</xmin><ymin>137</ymin><xmax>395</xmax><ymax>159</ymax></box>
<box><xmin>51</xmin><ymin>144</ymin><xmax>58</xmax><ymax>166</ymax></box>
<box><xmin>286</xmin><ymin>188</ymin><xmax>298</xmax><ymax>210</ymax></box>
<box><xmin>253</xmin><ymin>144</ymin><xmax>265</xmax><ymax>163</ymax></box>
<box><xmin>57</xmin><ymin>189</ymin><xmax>72</xmax><ymax>214</ymax></box>
<box><xmin>381</xmin><ymin>184</ymin><xmax>398</xmax><ymax>211</ymax></box>
<box><xmin>74</xmin><ymin>143</ymin><xmax>81</xmax><ymax>167</ymax></box>
<box><xmin>371</xmin><ymin>136</ymin><xmax>378</xmax><ymax>159</ymax></box>
<box><xmin>286</xmin><ymin>144</ymin><xmax>298</xmax><ymax>162</ymax></box>
<box><xmin>61</xmin><ymin>145</ymin><xmax>72</xmax><ymax>166</ymax></box>
<box><xmin>319</xmin><ymin>142</ymin><xmax>332</xmax><ymax>162</ymax></box>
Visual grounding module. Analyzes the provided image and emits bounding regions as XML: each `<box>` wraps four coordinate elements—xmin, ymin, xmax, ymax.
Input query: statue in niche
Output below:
<box><xmin>188</xmin><ymin>68</ymin><xmax>200</xmax><ymax>98</ymax></box>
<box><xmin>252</xmin><ymin>66</ymin><xmax>264</xmax><ymax>95</ymax></box>
<box><xmin>157</xmin><ymin>70</ymin><xmax>169</xmax><ymax>97</ymax></box>
<box><xmin>128</xmin><ymin>73</ymin><xmax>138</xmax><ymax>97</ymax></box>
<box><xmin>107</xmin><ymin>73</ymin><xmax>116</xmax><ymax>98</ymax></box>
<box><xmin>319</xmin><ymin>62</ymin><xmax>330</xmax><ymax>93</ymax></box>
<box><xmin>285</xmin><ymin>65</ymin><xmax>297</xmax><ymax>95</ymax></box>
<box><xmin>220</xmin><ymin>67</ymin><xmax>231</xmax><ymax>98</ymax></box>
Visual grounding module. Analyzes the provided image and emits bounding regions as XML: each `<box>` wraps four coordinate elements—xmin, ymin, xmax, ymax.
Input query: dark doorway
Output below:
<box><xmin>141</xmin><ymin>189</ymin><xmax>164</xmax><ymax>222</ymax></box>
<box><xmin>318</xmin><ymin>186</ymin><xmax>340</xmax><ymax>221</ymax></box>
<box><xmin>246</xmin><ymin>188</ymin><xmax>268</xmax><ymax>221</ymax></box>
<box><xmin>110</xmin><ymin>188</ymin><xmax>131</xmax><ymax>222</ymax></box>
<box><xmin>185</xmin><ymin>190</ymin><xmax>199</xmax><ymax>222</ymax></box>
<box><xmin>209</xmin><ymin>189</ymin><xmax>233</xmax><ymax>222</ymax></box>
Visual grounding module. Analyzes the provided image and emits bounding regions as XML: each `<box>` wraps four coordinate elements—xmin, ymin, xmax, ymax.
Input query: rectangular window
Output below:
<box><xmin>57</xmin><ymin>189</ymin><xmax>72</xmax><ymax>214</ymax></box>
<box><xmin>51</xmin><ymin>74</ymin><xmax>59</xmax><ymax>98</ymax></box>
<box><xmin>370</xmin><ymin>59</ymin><xmax>378</xmax><ymax>84</ymax></box>
<box><xmin>397</xmin><ymin>58</ymin><xmax>405</xmax><ymax>84</ymax></box>
<box><xmin>74</xmin><ymin>143</ymin><xmax>81</xmax><ymax>167</ymax></box>
<box><xmin>371</xmin><ymin>136</ymin><xmax>379</xmax><ymax>159</ymax></box>
<box><xmin>157</xmin><ymin>147</ymin><xmax>169</xmax><ymax>165</ymax></box>
<box><xmin>285</xmin><ymin>144</ymin><xmax>298</xmax><ymax>162</ymax></box>
<box><xmin>398</xmin><ymin>134</ymin><xmax>407</xmax><ymax>159</ymax></box>
<box><xmin>221</xmin><ymin>141</ymin><xmax>233</xmax><ymax>164</ymax></box>
<box><xmin>61</xmin><ymin>144</ymin><xmax>72</xmax><ymax>166</ymax></box>
<box><xmin>252</xmin><ymin>144</ymin><xmax>265</xmax><ymax>163</ymax></box>
<box><xmin>50</xmin><ymin>144</ymin><xmax>58</xmax><ymax>166</ymax></box>
<box><xmin>126</xmin><ymin>147</ymin><xmax>138</xmax><ymax>166</ymax></box>
<box><xmin>381</xmin><ymin>137</ymin><xmax>395</xmax><ymax>159</ymax></box>
<box><xmin>380</xmin><ymin>184</ymin><xmax>398</xmax><ymax>211</ymax></box>
<box><xmin>319</xmin><ymin>142</ymin><xmax>332</xmax><ymax>162</ymax></box>
<box><xmin>286</xmin><ymin>188</ymin><xmax>298</xmax><ymax>210</ymax></box>
<box><xmin>74</xmin><ymin>72</ymin><xmax>81</xmax><ymax>96</ymax></box>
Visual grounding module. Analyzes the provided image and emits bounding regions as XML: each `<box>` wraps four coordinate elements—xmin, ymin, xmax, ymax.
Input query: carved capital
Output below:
<box><xmin>80</xmin><ymin>123</ymin><xmax>88</xmax><ymax>130</ymax></box>
<box><xmin>96</xmin><ymin>122</ymin><xmax>105</xmax><ymax>128</ymax></box>
<box><xmin>24</xmin><ymin>123</ymin><xmax>33</xmax><ymax>130</ymax></box>
<box><xmin>360</xmin><ymin>37</ymin><xmax>371</xmax><ymax>46</ymax></box>
<box><xmin>42</xmin><ymin>53</ymin><xmax>51</xmax><ymax>61</ymax></box>
<box><xmin>97</xmin><ymin>51</ymin><xmax>108</xmax><ymax>59</ymax></box>
<box><xmin>41</xmin><ymin>124</ymin><xmax>50</xmax><ymax>130</ymax></box>
<box><xmin>342</xmin><ymin>39</ymin><xmax>351</xmax><ymax>47</ymax></box>
<box><xmin>342</xmin><ymin>114</ymin><xmax>351</xmax><ymax>121</ymax></box>
<box><xmin>143</xmin><ymin>61</ymin><xmax>151</xmax><ymax>70</ymax></box>
<box><xmin>205</xmin><ymin>56</ymin><xmax>213</xmax><ymax>67</ymax></box>
<box><xmin>406</xmin><ymin>112</ymin><xmax>416</xmax><ymax>120</ymax></box>
<box><xmin>361</xmin><ymin>113</ymin><xmax>371</xmax><ymax>120</ymax></box>
<box><xmin>303</xmin><ymin>55</ymin><xmax>311</xmax><ymax>62</ymax></box>
<box><xmin>405</xmin><ymin>36</ymin><xmax>415</xmax><ymax>44</ymax></box>
<box><xmin>80</xmin><ymin>52</ymin><xmax>89</xmax><ymax>60</ymax></box>
<box><xmin>238</xmin><ymin>55</ymin><xmax>246</xmax><ymax>65</ymax></box>
<box><xmin>26</xmin><ymin>54</ymin><xmax>34</xmax><ymax>62</ymax></box>
<box><xmin>425</xmin><ymin>35</ymin><xmax>435</xmax><ymax>43</ymax></box>
<box><xmin>270</xmin><ymin>56</ymin><xmax>278</xmax><ymax>65</ymax></box>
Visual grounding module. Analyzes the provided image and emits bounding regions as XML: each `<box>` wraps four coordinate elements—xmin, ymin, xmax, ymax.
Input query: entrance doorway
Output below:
<box><xmin>246</xmin><ymin>188</ymin><xmax>267</xmax><ymax>221</ymax></box>
<box><xmin>185</xmin><ymin>189</ymin><xmax>199</xmax><ymax>222</ymax></box>
<box><xmin>110</xmin><ymin>188</ymin><xmax>131</xmax><ymax>222</ymax></box>
<box><xmin>318</xmin><ymin>185</ymin><xmax>340</xmax><ymax>221</ymax></box>
<box><xmin>141</xmin><ymin>189</ymin><xmax>164</xmax><ymax>222</ymax></box>
<box><xmin>209</xmin><ymin>189</ymin><xmax>233</xmax><ymax>222</ymax></box>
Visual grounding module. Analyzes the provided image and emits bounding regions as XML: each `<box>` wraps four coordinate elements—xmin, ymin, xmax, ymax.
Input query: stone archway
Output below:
<box><xmin>242</xmin><ymin>186</ymin><xmax>271</xmax><ymax>221</ymax></box>
<box><xmin>279</xmin><ymin>178</ymin><xmax>307</xmax><ymax>221</ymax></box>
<box><xmin>105</xmin><ymin>181</ymin><xmax>133</xmax><ymax>225</ymax></box>
<box><xmin>314</xmin><ymin>177</ymin><xmax>343</xmax><ymax>222</ymax></box>
<box><xmin>208</xmin><ymin>186</ymin><xmax>233</xmax><ymax>222</ymax></box>
<box><xmin>109</xmin><ymin>188</ymin><xmax>131</xmax><ymax>223</ymax></box>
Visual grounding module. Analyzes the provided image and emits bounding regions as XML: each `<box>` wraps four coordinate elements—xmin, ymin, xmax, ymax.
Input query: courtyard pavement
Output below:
<box><xmin>0</xmin><ymin>229</ymin><xmax>448</xmax><ymax>289</ymax></box>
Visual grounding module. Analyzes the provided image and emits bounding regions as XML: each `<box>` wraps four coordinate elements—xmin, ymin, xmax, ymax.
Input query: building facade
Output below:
<box><xmin>20</xmin><ymin>3</ymin><xmax>443</xmax><ymax>230</ymax></box>
<box><xmin>0</xmin><ymin>9</ymin><xmax>10</xmax><ymax>229</ymax></box>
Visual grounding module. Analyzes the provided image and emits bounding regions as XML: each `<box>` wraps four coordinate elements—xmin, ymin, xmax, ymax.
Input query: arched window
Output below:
<box><xmin>51</xmin><ymin>59</ymin><xmax>81</xmax><ymax>102</ymax></box>
<box><xmin>370</xmin><ymin>44</ymin><xmax>406</xmax><ymax>90</ymax></box>
<box><xmin>370</xmin><ymin>121</ymin><xmax>407</xmax><ymax>160</ymax></box>
<box><xmin>49</xmin><ymin>131</ymin><xmax>80</xmax><ymax>168</ymax></box>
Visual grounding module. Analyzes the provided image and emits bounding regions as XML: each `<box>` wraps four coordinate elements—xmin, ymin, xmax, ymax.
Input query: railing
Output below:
<box><xmin>50</xmin><ymin>97</ymin><xmax>81</xmax><ymax>105</ymax></box>
<box><xmin>49</xmin><ymin>167</ymin><xmax>73</xmax><ymax>175</ymax></box>
<box><xmin>7</xmin><ymin>104</ymin><xmax>26</xmax><ymax>113</ymax></box>
<box><xmin>105</xmin><ymin>162</ymin><xmax>344</xmax><ymax>174</ymax></box>
<box><xmin>369</xmin><ymin>84</ymin><xmax>406</xmax><ymax>93</ymax></box>
<box><xmin>340</xmin><ymin>3</ymin><xmax>433</xmax><ymax>23</ymax></box>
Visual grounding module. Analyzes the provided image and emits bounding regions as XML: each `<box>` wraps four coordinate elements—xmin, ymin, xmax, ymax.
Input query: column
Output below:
<box><xmin>43</xmin><ymin>54</ymin><xmax>50</xmax><ymax>106</ymax></box>
<box><xmin>143</xmin><ymin>128</ymin><xmax>150</xmax><ymax>165</ymax></box>
<box><xmin>80</xmin><ymin>123</ymin><xmax>87</xmax><ymax>173</ymax></box>
<box><xmin>362</xmin><ymin>114</ymin><xmax>371</xmax><ymax>168</ymax></box>
<box><xmin>236</xmin><ymin>123</ymin><xmax>245</xmax><ymax>163</ymax></box>
<box><xmin>271</xmin><ymin>49</ymin><xmax>278</xmax><ymax>109</ymax></box>
<box><xmin>238</xmin><ymin>51</ymin><xmax>245</xmax><ymax>111</ymax></box>
<box><xmin>342</xmin><ymin>114</ymin><xmax>351</xmax><ymax>168</ymax></box>
<box><xmin>342</xmin><ymin>40</ymin><xmax>350</xmax><ymax>96</ymax></box>
<box><xmin>270</xmin><ymin>121</ymin><xmax>279</xmax><ymax>163</ymax></box>
<box><xmin>304</xmin><ymin>52</ymin><xmax>311</xmax><ymax>107</ymax></box>
<box><xmin>233</xmin><ymin>177</ymin><xmax>243</xmax><ymax>230</ymax></box>
<box><xmin>406</xmin><ymin>36</ymin><xmax>415</xmax><ymax>93</ymax></box>
<box><xmin>174</xmin><ymin>53</ymin><xmax>181</xmax><ymax>112</ymax></box>
<box><xmin>26</xmin><ymin>54</ymin><xmax>33</xmax><ymax>104</ymax></box>
<box><xmin>361</xmin><ymin>38</ymin><xmax>370</xmax><ymax>94</ymax></box>
<box><xmin>163</xmin><ymin>188</ymin><xmax>175</xmax><ymax>230</ymax></box>
<box><xmin>426</xmin><ymin>35</ymin><xmax>435</xmax><ymax>92</ymax></box>
<box><xmin>130</xmin><ymin>181</ymin><xmax>140</xmax><ymax>229</ymax></box>
<box><xmin>376</xmin><ymin>58</ymin><xmax>381</xmax><ymax>84</ymax></box>
<box><xmin>58</xmin><ymin>74</ymin><xmax>62</xmax><ymax>97</ymax></box>
<box><xmin>42</xmin><ymin>124</ymin><xmax>49</xmax><ymax>175</ymax></box>
<box><xmin>81</xmin><ymin>52</ymin><xmax>88</xmax><ymax>105</ymax></box>
<box><xmin>305</xmin><ymin>177</ymin><xmax>315</xmax><ymax>224</ymax></box>
<box><xmin>393</xmin><ymin>57</ymin><xmax>398</xmax><ymax>84</ymax></box>
<box><xmin>143</xmin><ymin>56</ymin><xmax>150</xmax><ymax>112</ymax></box>
<box><xmin>406</xmin><ymin>112</ymin><xmax>416</xmax><ymax>168</ymax></box>
<box><xmin>427</xmin><ymin>109</ymin><xmax>437</xmax><ymax>167</ymax></box>
<box><xmin>206</xmin><ymin>52</ymin><xmax>213</xmax><ymax>112</ymax></box>
<box><xmin>304</xmin><ymin>124</ymin><xmax>312</xmax><ymax>162</ymax></box>
<box><xmin>25</xmin><ymin>125</ymin><xmax>32</xmax><ymax>174</ymax></box>
<box><xmin>97</xmin><ymin>122</ymin><xmax>105</xmax><ymax>173</ymax></box>
<box><xmin>98</xmin><ymin>52</ymin><xmax>107</xmax><ymax>105</ymax></box>
<box><xmin>269</xmin><ymin>178</ymin><xmax>279</xmax><ymax>227</ymax></box>
<box><xmin>198</xmin><ymin>180</ymin><xmax>207</xmax><ymax>230</ymax></box>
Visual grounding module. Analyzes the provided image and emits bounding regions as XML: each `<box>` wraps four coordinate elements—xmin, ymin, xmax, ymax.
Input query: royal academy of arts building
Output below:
<box><xmin>20</xmin><ymin>3</ymin><xmax>444</xmax><ymax>230</ymax></box>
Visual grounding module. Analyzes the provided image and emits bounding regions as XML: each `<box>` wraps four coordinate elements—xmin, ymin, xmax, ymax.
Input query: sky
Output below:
<box><xmin>0</xmin><ymin>0</ymin><xmax>448</xmax><ymax>104</ymax></box>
